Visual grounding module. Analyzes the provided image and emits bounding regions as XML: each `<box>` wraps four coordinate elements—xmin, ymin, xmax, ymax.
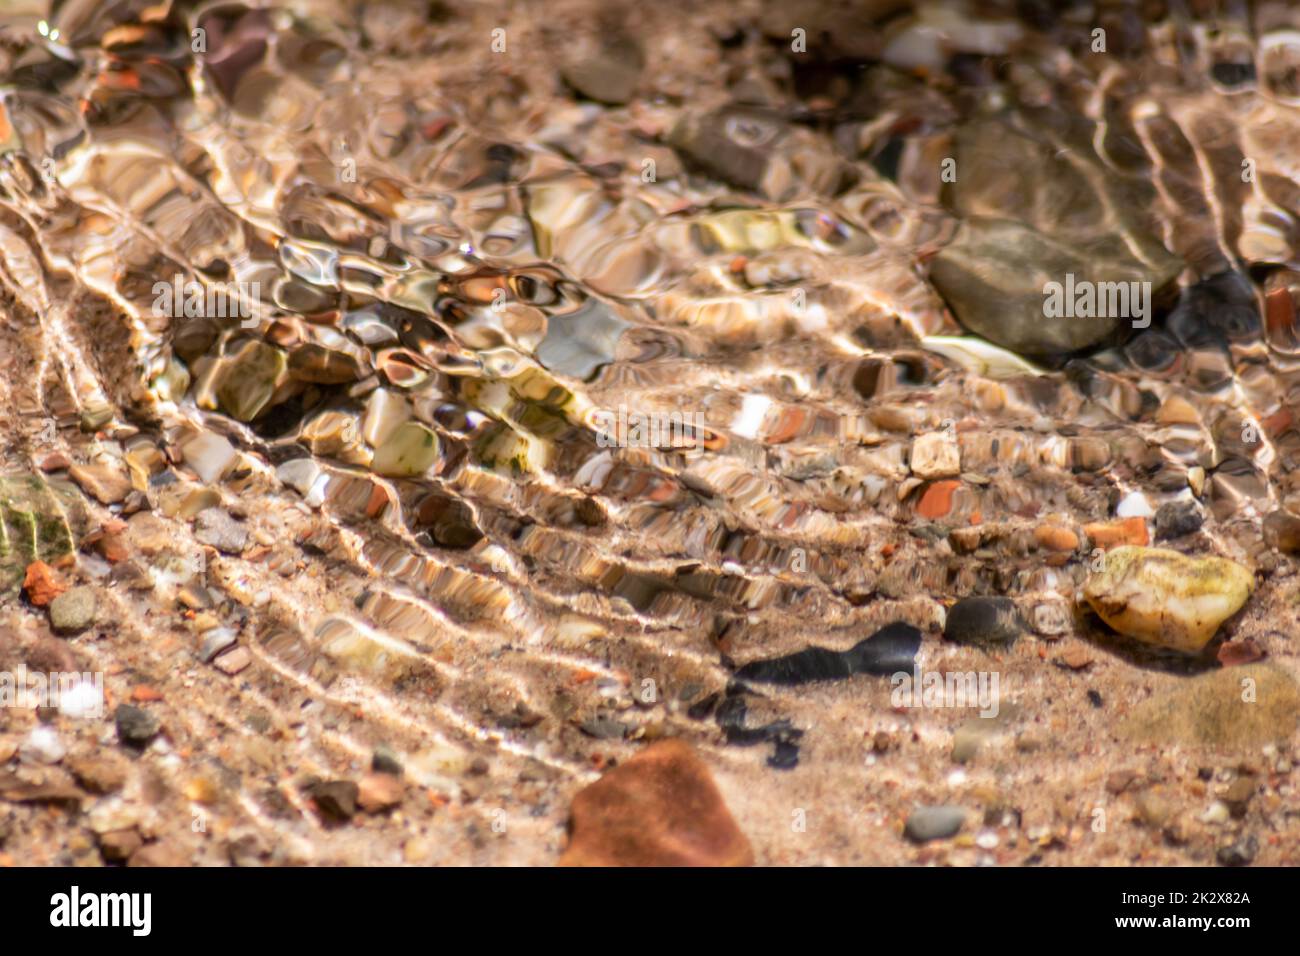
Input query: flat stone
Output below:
<box><xmin>916</xmin><ymin>479</ymin><xmax>960</xmax><ymax>520</ymax></box>
<box><xmin>560</xmin><ymin>739</ymin><xmax>753</xmax><ymax>866</ymax></box>
<box><xmin>180</xmin><ymin>434</ymin><xmax>236</xmax><ymax>486</ymax></box>
<box><xmin>1121</xmin><ymin>664</ymin><xmax>1299</xmax><ymax>750</ymax></box>
<box><xmin>944</xmin><ymin>596</ymin><xmax>1022</xmax><ymax>647</ymax></box>
<box><xmin>213</xmin><ymin>646</ymin><xmax>251</xmax><ymax>675</ymax></box>
<box><xmin>68</xmin><ymin>462</ymin><xmax>132</xmax><ymax>504</ymax></box>
<box><xmin>194</xmin><ymin>508</ymin><xmax>248</xmax><ymax>555</ymax></box>
<box><xmin>1083</xmin><ymin>546</ymin><xmax>1254</xmax><ymax>652</ymax></box>
<box><xmin>49</xmin><ymin>586</ymin><xmax>96</xmax><ymax>634</ymax></box>
<box><xmin>904</xmin><ymin>805</ymin><xmax>967</xmax><ymax>843</ymax></box>
<box><xmin>1084</xmin><ymin>517</ymin><xmax>1149</xmax><ymax>549</ymax></box>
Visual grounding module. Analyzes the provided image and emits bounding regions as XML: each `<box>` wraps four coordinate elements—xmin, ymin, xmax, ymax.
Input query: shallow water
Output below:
<box><xmin>2</xmin><ymin>0</ymin><xmax>1300</xmax><ymax>865</ymax></box>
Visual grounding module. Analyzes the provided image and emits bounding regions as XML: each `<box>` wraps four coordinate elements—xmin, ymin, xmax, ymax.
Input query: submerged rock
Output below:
<box><xmin>1121</xmin><ymin>664</ymin><xmax>1299</xmax><ymax>750</ymax></box>
<box><xmin>734</xmin><ymin>621</ymin><xmax>922</xmax><ymax>684</ymax></box>
<box><xmin>943</xmin><ymin>597</ymin><xmax>1022</xmax><ymax>647</ymax></box>
<box><xmin>1083</xmin><ymin>546</ymin><xmax>1254</xmax><ymax>652</ymax></box>
<box><xmin>560</xmin><ymin>739</ymin><xmax>753</xmax><ymax>866</ymax></box>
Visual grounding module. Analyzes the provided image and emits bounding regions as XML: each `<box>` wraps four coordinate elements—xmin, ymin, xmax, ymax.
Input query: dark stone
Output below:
<box><xmin>714</xmin><ymin>687</ymin><xmax>803</xmax><ymax>770</ymax></box>
<box><xmin>308</xmin><ymin>780</ymin><xmax>359</xmax><ymax>822</ymax></box>
<box><xmin>1263</xmin><ymin>510</ymin><xmax>1300</xmax><ymax>553</ymax></box>
<box><xmin>1216</xmin><ymin>834</ymin><xmax>1258</xmax><ymax>867</ymax></box>
<box><xmin>114</xmin><ymin>704</ymin><xmax>160</xmax><ymax>748</ymax></box>
<box><xmin>1211</xmin><ymin>61</ymin><xmax>1256</xmax><ymax>88</ymax></box>
<box><xmin>734</xmin><ymin>621</ymin><xmax>922</xmax><ymax>685</ymax></box>
<box><xmin>371</xmin><ymin>746</ymin><xmax>403</xmax><ymax>776</ymax></box>
<box><xmin>943</xmin><ymin>597</ymin><xmax>1022</xmax><ymax>647</ymax></box>
<box><xmin>1087</xmin><ymin>689</ymin><xmax>1103</xmax><ymax>708</ymax></box>
<box><xmin>1155</xmin><ymin>499</ymin><xmax>1204</xmax><ymax>540</ymax></box>
<box><xmin>1166</xmin><ymin>271</ymin><xmax>1260</xmax><ymax>350</ymax></box>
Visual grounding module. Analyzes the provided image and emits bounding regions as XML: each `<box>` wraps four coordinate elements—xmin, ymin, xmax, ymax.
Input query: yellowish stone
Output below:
<box><xmin>1083</xmin><ymin>546</ymin><xmax>1254</xmax><ymax>652</ymax></box>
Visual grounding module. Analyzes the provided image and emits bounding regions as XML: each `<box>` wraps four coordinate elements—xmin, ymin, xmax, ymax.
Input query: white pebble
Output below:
<box><xmin>1116</xmin><ymin>491</ymin><xmax>1154</xmax><ymax>518</ymax></box>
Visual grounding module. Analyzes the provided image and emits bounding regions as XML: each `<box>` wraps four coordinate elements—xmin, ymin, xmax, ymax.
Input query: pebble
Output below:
<box><xmin>356</xmin><ymin>772</ymin><xmax>403</xmax><ymax>813</ymax></box>
<box><xmin>98</xmin><ymin>828</ymin><xmax>143</xmax><ymax>863</ymax></box>
<box><xmin>943</xmin><ymin>596</ymin><xmax>1022</xmax><ymax>647</ymax></box>
<box><xmin>21</xmin><ymin>560</ymin><xmax>66</xmax><ymax>606</ymax></box>
<box><xmin>68</xmin><ymin>462</ymin><xmax>132</xmax><ymax>504</ymax></box>
<box><xmin>66</xmin><ymin>755</ymin><xmax>127</xmax><ymax>794</ymax></box>
<box><xmin>910</xmin><ymin>431</ymin><xmax>961</xmax><ymax>479</ymax></box>
<box><xmin>49</xmin><ymin>586</ymin><xmax>97</xmax><ymax>634</ymax></box>
<box><xmin>560</xmin><ymin>34</ymin><xmax>643</xmax><ymax>105</ymax></box>
<box><xmin>1154</xmin><ymin>499</ymin><xmax>1205</xmax><ymax>540</ymax></box>
<box><xmin>1216</xmin><ymin>834</ymin><xmax>1258</xmax><ymax>867</ymax></box>
<box><xmin>194</xmin><ymin>508</ymin><xmax>248</xmax><ymax>555</ymax></box>
<box><xmin>19</xmin><ymin>726</ymin><xmax>65</xmax><ymax>765</ymax></box>
<box><xmin>308</xmin><ymin>780</ymin><xmax>359</xmax><ymax>822</ymax></box>
<box><xmin>560</xmin><ymin>739</ymin><xmax>753</xmax><ymax>866</ymax></box>
<box><xmin>916</xmin><ymin>480</ymin><xmax>960</xmax><ymax>520</ymax></box>
<box><xmin>1262</xmin><ymin>510</ymin><xmax>1300</xmax><ymax>553</ymax></box>
<box><xmin>1033</xmin><ymin>525</ymin><xmax>1078</xmax><ymax>552</ymax></box>
<box><xmin>199</xmin><ymin>628</ymin><xmax>237</xmax><ymax>663</ymax></box>
<box><xmin>115</xmin><ymin>704</ymin><xmax>161</xmax><ymax>748</ymax></box>
<box><xmin>904</xmin><ymin>805</ymin><xmax>967</xmax><ymax>843</ymax></box>
<box><xmin>1083</xmin><ymin>546</ymin><xmax>1254</xmax><ymax>652</ymax></box>
<box><xmin>180</xmin><ymin>432</ymin><xmax>237</xmax><ymax>485</ymax></box>
<box><xmin>213</xmin><ymin>646</ymin><xmax>251</xmax><ymax>675</ymax></box>
<box><xmin>1084</xmin><ymin>517</ymin><xmax>1149</xmax><ymax>548</ymax></box>
<box><xmin>1116</xmin><ymin>491</ymin><xmax>1154</xmax><ymax>518</ymax></box>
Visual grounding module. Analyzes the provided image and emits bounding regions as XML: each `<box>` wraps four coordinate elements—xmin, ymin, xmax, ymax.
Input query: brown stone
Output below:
<box><xmin>68</xmin><ymin>462</ymin><xmax>132</xmax><ymax>504</ymax></box>
<box><xmin>357</xmin><ymin>772</ymin><xmax>403</xmax><ymax>813</ymax></box>
<box><xmin>98</xmin><ymin>828</ymin><xmax>143</xmax><ymax>863</ymax></box>
<box><xmin>1218</xmin><ymin>639</ymin><xmax>1266</xmax><ymax>667</ymax></box>
<box><xmin>1034</xmin><ymin>525</ymin><xmax>1079</xmax><ymax>552</ymax></box>
<box><xmin>1263</xmin><ymin>510</ymin><xmax>1300</xmax><ymax>554</ymax></box>
<box><xmin>66</xmin><ymin>755</ymin><xmax>128</xmax><ymax>795</ymax></box>
<box><xmin>129</xmin><ymin>841</ymin><xmax>189</xmax><ymax>867</ymax></box>
<box><xmin>25</xmin><ymin>636</ymin><xmax>78</xmax><ymax>673</ymax></box>
<box><xmin>22</xmin><ymin>561</ymin><xmax>66</xmax><ymax>607</ymax></box>
<box><xmin>213</xmin><ymin>646</ymin><xmax>252</xmax><ymax>675</ymax></box>
<box><xmin>559</xmin><ymin>739</ymin><xmax>753</xmax><ymax>867</ymax></box>
<box><xmin>1084</xmin><ymin>517</ymin><xmax>1148</xmax><ymax>549</ymax></box>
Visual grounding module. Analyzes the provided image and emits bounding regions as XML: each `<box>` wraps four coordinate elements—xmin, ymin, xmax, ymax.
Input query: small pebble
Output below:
<box><xmin>904</xmin><ymin>805</ymin><xmax>967</xmax><ymax>843</ymax></box>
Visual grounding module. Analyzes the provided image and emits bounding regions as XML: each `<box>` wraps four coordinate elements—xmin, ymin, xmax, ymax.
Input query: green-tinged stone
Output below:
<box><xmin>371</xmin><ymin>422</ymin><xmax>440</xmax><ymax>478</ymax></box>
<box><xmin>1120</xmin><ymin>664</ymin><xmax>1300</xmax><ymax>751</ymax></box>
<box><xmin>215</xmin><ymin>340</ymin><xmax>287</xmax><ymax>421</ymax></box>
<box><xmin>0</xmin><ymin>475</ymin><xmax>85</xmax><ymax>598</ymax></box>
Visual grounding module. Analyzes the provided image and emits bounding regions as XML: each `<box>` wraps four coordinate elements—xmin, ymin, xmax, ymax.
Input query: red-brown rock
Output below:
<box><xmin>559</xmin><ymin>739</ymin><xmax>753</xmax><ymax>867</ymax></box>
